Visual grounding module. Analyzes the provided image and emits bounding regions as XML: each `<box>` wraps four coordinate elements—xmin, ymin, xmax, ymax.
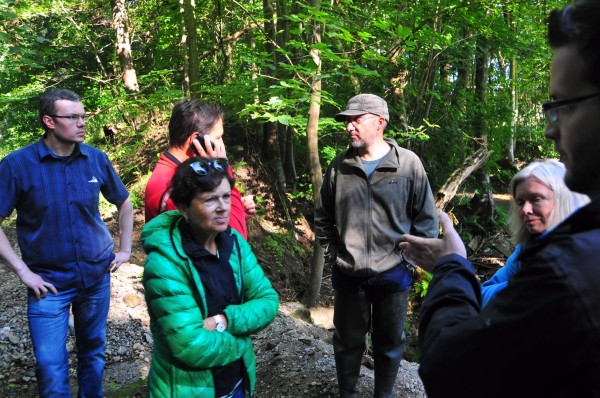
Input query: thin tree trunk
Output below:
<box><xmin>262</xmin><ymin>0</ymin><xmax>286</xmax><ymax>195</ymax></box>
<box><xmin>284</xmin><ymin>125</ymin><xmax>298</xmax><ymax>193</ymax></box>
<box><xmin>504</xmin><ymin>4</ymin><xmax>516</xmax><ymax>167</ymax></box>
<box><xmin>179</xmin><ymin>0</ymin><xmax>189</xmax><ymax>95</ymax></box>
<box><xmin>473</xmin><ymin>37</ymin><xmax>495</xmax><ymax>222</ymax></box>
<box><xmin>508</xmin><ymin>55</ymin><xmax>517</xmax><ymax>166</ymax></box>
<box><xmin>435</xmin><ymin>147</ymin><xmax>491</xmax><ymax>211</ymax></box>
<box><xmin>182</xmin><ymin>0</ymin><xmax>199</xmax><ymax>97</ymax></box>
<box><xmin>111</xmin><ymin>0</ymin><xmax>139</xmax><ymax>93</ymax></box>
<box><xmin>302</xmin><ymin>0</ymin><xmax>324</xmax><ymax>308</ymax></box>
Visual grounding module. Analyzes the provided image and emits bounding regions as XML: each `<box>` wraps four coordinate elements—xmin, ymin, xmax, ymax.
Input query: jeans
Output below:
<box><xmin>28</xmin><ymin>273</ymin><xmax>110</xmax><ymax>398</ymax></box>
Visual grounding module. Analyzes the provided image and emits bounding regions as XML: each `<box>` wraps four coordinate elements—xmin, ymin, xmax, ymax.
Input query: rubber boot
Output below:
<box><xmin>332</xmin><ymin>290</ymin><xmax>371</xmax><ymax>397</ymax></box>
<box><xmin>371</xmin><ymin>290</ymin><xmax>409</xmax><ymax>398</ymax></box>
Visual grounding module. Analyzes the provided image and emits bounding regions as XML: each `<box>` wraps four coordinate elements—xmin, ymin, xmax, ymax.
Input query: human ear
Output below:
<box><xmin>178</xmin><ymin>206</ymin><xmax>189</xmax><ymax>222</ymax></box>
<box><xmin>42</xmin><ymin>115</ymin><xmax>55</xmax><ymax>130</ymax></box>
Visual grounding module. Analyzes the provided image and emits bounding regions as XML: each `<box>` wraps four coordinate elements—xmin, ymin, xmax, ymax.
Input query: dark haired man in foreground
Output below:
<box><xmin>400</xmin><ymin>1</ymin><xmax>600</xmax><ymax>396</ymax></box>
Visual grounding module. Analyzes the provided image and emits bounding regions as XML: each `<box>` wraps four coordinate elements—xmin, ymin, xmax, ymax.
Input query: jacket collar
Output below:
<box><xmin>342</xmin><ymin>137</ymin><xmax>401</xmax><ymax>169</ymax></box>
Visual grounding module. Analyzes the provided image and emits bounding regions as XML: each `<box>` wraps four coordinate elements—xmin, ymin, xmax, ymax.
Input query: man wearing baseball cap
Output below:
<box><xmin>315</xmin><ymin>93</ymin><xmax>438</xmax><ymax>397</ymax></box>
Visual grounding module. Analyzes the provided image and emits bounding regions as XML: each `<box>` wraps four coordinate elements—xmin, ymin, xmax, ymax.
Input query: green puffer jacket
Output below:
<box><xmin>141</xmin><ymin>211</ymin><xmax>279</xmax><ymax>398</ymax></box>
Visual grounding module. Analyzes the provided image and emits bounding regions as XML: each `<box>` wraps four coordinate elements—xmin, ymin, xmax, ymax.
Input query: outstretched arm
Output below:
<box><xmin>0</xmin><ymin>217</ymin><xmax>57</xmax><ymax>299</ymax></box>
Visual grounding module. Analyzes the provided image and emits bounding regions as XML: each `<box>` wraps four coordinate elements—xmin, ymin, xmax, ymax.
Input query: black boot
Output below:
<box><xmin>332</xmin><ymin>290</ymin><xmax>371</xmax><ymax>397</ymax></box>
<box><xmin>371</xmin><ymin>290</ymin><xmax>409</xmax><ymax>398</ymax></box>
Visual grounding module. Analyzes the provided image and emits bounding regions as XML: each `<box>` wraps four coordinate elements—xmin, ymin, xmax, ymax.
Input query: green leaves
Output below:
<box><xmin>34</xmin><ymin>36</ymin><xmax>51</xmax><ymax>44</ymax></box>
<box><xmin>0</xmin><ymin>0</ymin><xmax>566</xmax><ymax>203</ymax></box>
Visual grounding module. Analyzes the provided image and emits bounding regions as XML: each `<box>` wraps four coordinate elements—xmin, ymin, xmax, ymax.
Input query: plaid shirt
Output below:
<box><xmin>0</xmin><ymin>138</ymin><xmax>129</xmax><ymax>289</ymax></box>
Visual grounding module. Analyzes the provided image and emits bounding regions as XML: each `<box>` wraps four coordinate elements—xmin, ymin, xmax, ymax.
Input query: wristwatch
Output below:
<box><xmin>213</xmin><ymin>315</ymin><xmax>226</xmax><ymax>332</ymax></box>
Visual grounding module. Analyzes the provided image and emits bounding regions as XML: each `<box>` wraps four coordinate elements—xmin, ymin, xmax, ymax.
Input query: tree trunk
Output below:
<box><xmin>263</xmin><ymin>122</ymin><xmax>287</xmax><ymax>195</ymax></box>
<box><xmin>302</xmin><ymin>0</ymin><xmax>324</xmax><ymax>309</ymax></box>
<box><xmin>179</xmin><ymin>0</ymin><xmax>189</xmax><ymax>95</ymax></box>
<box><xmin>451</xmin><ymin>29</ymin><xmax>471</xmax><ymax>108</ymax></box>
<box><xmin>473</xmin><ymin>37</ymin><xmax>496</xmax><ymax>222</ymax></box>
<box><xmin>182</xmin><ymin>0</ymin><xmax>199</xmax><ymax>97</ymax></box>
<box><xmin>284</xmin><ymin>125</ymin><xmax>298</xmax><ymax>193</ymax></box>
<box><xmin>262</xmin><ymin>0</ymin><xmax>287</xmax><ymax>196</ymax></box>
<box><xmin>435</xmin><ymin>147</ymin><xmax>492</xmax><ymax>212</ymax></box>
<box><xmin>111</xmin><ymin>0</ymin><xmax>139</xmax><ymax>93</ymax></box>
<box><xmin>504</xmin><ymin>5</ymin><xmax>516</xmax><ymax>167</ymax></box>
<box><xmin>508</xmin><ymin>55</ymin><xmax>517</xmax><ymax>166</ymax></box>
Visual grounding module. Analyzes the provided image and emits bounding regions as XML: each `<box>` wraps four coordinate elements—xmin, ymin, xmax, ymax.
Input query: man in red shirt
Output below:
<box><xmin>145</xmin><ymin>99</ymin><xmax>255</xmax><ymax>239</ymax></box>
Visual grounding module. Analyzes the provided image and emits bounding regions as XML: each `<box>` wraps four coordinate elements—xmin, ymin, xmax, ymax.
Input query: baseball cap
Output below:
<box><xmin>334</xmin><ymin>94</ymin><xmax>389</xmax><ymax>122</ymax></box>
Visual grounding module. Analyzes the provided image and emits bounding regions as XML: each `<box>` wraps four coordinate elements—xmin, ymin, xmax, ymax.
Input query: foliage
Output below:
<box><xmin>0</xmin><ymin>0</ymin><xmax>569</xmax><ymax>308</ymax></box>
<box><xmin>1</xmin><ymin>0</ymin><xmax>564</xmax><ymax>169</ymax></box>
<box><xmin>263</xmin><ymin>231</ymin><xmax>308</xmax><ymax>268</ymax></box>
<box><xmin>412</xmin><ymin>271</ymin><xmax>433</xmax><ymax>299</ymax></box>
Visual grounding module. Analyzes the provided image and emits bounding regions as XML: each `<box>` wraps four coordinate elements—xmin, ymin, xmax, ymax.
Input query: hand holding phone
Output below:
<box><xmin>190</xmin><ymin>133</ymin><xmax>227</xmax><ymax>159</ymax></box>
<box><xmin>190</xmin><ymin>133</ymin><xmax>215</xmax><ymax>155</ymax></box>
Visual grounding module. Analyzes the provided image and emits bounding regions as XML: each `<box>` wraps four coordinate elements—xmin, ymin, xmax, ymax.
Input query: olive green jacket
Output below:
<box><xmin>141</xmin><ymin>211</ymin><xmax>279</xmax><ymax>397</ymax></box>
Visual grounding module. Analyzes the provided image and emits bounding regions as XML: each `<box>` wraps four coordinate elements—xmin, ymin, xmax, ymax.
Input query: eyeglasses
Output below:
<box><xmin>49</xmin><ymin>114</ymin><xmax>88</xmax><ymax>123</ymax></box>
<box><xmin>190</xmin><ymin>159</ymin><xmax>228</xmax><ymax>176</ymax></box>
<box><xmin>346</xmin><ymin>115</ymin><xmax>379</xmax><ymax>127</ymax></box>
<box><xmin>542</xmin><ymin>93</ymin><xmax>600</xmax><ymax>124</ymax></box>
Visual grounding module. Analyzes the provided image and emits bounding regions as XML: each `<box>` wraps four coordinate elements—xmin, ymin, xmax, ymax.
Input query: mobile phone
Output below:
<box><xmin>189</xmin><ymin>134</ymin><xmax>215</xmax><ymax>154</ymax></box>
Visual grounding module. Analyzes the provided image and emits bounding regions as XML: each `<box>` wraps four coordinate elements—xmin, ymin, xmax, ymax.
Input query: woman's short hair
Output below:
<box><xmin>170</xmin><ymin>157</ymin><xmax>235</xmax><ymax>208</ymax></box>
<box><xmin>508</xmin><ymin>159</ymin><xmax>589</xmax><ymax>244</ymax></box>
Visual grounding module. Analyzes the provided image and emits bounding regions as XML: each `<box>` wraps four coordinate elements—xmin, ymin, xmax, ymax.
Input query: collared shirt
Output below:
<box><xmin>0</xmin><ymin>137</ymin><xmax>129</xmax><ymax>290</ymax></box>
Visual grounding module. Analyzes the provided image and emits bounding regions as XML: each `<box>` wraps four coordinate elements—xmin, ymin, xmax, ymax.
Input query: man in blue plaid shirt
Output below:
<box><xmin>0</xmin><ymin>89</ymin><xmax>133</xmax><ymax>397</ymax></box>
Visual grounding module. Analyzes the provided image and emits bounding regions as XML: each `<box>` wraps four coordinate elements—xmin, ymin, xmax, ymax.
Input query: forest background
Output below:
<box><xmin>1</xmin><ymin>0</ymin><xmax>563</xmax><ymax>316</ymax></box>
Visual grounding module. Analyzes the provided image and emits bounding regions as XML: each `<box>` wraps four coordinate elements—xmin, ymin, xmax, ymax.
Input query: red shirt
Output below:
<box><xmin>144</xmin><ymin>152</ymin><xmax>247</xmax><ymax>239</ymax></box>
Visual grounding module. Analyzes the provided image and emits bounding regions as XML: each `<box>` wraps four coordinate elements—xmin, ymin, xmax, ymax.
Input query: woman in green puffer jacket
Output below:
<box><xmin>141</xmin><ymin>157</ymin><xmax>279</xmax><ymax>398</ymax></box>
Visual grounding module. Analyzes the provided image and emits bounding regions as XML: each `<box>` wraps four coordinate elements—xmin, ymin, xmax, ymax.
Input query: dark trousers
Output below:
<box><xmin>333</xmin><ymin>289</ymin><xmax>409</xmax><ymax>398</ymax></box>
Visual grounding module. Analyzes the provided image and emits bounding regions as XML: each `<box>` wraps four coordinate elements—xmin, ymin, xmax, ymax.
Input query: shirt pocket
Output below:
<box><xmin>372</xmin><ymin>176</ymin><xmax>412</xmax><ymax>217</ymax></box>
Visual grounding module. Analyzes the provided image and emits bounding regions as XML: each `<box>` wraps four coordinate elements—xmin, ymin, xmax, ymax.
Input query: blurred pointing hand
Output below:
<box><xmin>399</xmin><ymin>212</ymin><xmax>466</xmax><ymax>272</ymax></box>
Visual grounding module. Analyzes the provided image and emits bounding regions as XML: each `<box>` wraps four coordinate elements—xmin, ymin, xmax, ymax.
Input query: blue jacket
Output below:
<box><xmin>418</xmin><ymin>199</ymin><xmax>600</xmax><ymax>397</ymax></box>
<box><xmin>480</xmin><ymin>244</ymin><xmax>523</xmax><ymax>307</ymax></box>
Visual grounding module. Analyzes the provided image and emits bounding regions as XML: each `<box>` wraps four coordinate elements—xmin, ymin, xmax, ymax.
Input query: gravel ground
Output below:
<box><xmin>0</xmin><ymin>260</ymin><xmax>152</xmax><ymax>398</ymax></box>
<box><xmin>0</xmin><ymin>266</ymin><xmax>426</xmax><ymax>397</ymax></box>
<box><xmin>256</xmin><ymin>303</ymin><xmax>426</xmax><ymax>397</ymax></box>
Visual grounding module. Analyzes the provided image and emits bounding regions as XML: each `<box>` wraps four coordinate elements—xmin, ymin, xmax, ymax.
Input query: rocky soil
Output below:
<box><xmin>0</xmin><ymin>209</ymin><xmax>427</xmax><ymax>398</ymax></box>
